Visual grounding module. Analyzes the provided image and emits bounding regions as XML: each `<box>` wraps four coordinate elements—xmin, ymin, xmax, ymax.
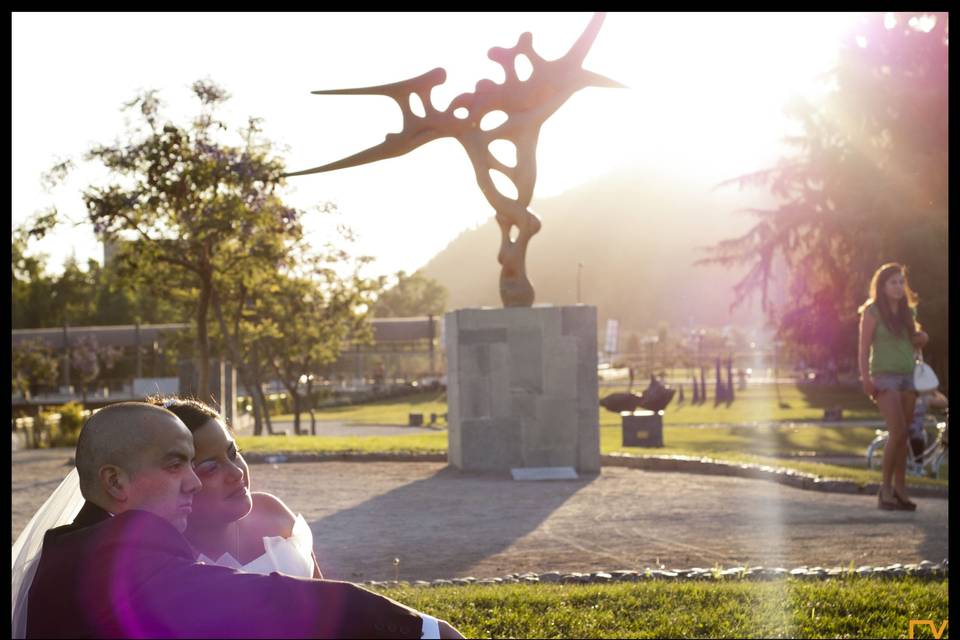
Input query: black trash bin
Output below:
<box><xmin>621</xmin><ymin>410</ymin><xmax>663</xmax><ymax>447</ymax></box>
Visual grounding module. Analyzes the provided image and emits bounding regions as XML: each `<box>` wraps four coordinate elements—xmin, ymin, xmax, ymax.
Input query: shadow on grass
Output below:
<box><xmin>794</xmin><ymin>383</ymin><xmax>877</xmax><ymax>413</ymax></box>
<box><xmin>724</xmin><ymin>424</ymin><xmax>879</xmax><ymax>456</ymax></box>
<box><xmin>310</xmin><ymin>466</ymin><xmax>596</xmax><ymax>582</ymax></box>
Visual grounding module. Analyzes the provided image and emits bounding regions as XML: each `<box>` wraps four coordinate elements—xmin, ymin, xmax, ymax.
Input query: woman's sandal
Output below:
<box><xmin>893</xmin><ymin>489</ymin><xmax>918</xmax><ymax>511</ymax></box>
<box><xmin>877</xmin><ymin>489</ymin><xmax>900</xmax><ymax>510</ymax></box>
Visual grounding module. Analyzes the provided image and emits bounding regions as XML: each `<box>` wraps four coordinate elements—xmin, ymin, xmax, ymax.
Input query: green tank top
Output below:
<box><xmin>866</xmin><ymin>303</ymin><xmax>916</xmax><ymax>376</ymax></box>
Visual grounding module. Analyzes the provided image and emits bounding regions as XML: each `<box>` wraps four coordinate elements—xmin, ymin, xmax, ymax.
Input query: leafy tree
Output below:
<box><xmin>202</xmin><ymin>192</ymin><xmax>379</xmax><ymax>435</ymax></box>
<box><xmin>12</xmin><ymin>339</ymin><xmax>60</xmax><ymax>400</ymax></box>
<box><xmin>68</xmin><ymin>335</ymin><xmax>123</xmax><ymax>404</ymax></box>
<box><xmin>74</xmin><ymin>79</ymin><xmax>295</xmax><ymax>399</ymax></box>
<box><xmin>13</xmin><ymin>213</ymin><xmax>183</xmax><ymax>329</ymax></box>
<box><xmin>372</xmin><ymin>270</ymin><xmax>448</xmax><ymax>318</ymax></box>
<box><xmin>49</xmin><ymin>256</ymin><xmax>100</xmax><ymax>326</ymax></box>
<box><xmin>12</xmin><ymin>213</ymin><xmax>58</xmax><ymax>329</ymax></box>
<box><xmin>700</xmin><ymin>12</ymin><xmax>948</xmax><ymax>387</ymax></box>
<box><xmin>211</xmin><ymin>240</ymin><xmax>379</xmax><ymax>435</ymax></box>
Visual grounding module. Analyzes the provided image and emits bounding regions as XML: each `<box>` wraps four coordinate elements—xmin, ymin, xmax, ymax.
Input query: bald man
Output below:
<box><xmin>26</xmin><ymin>402</ymin><xmax>462</xmax><ymax>639</ymax></box>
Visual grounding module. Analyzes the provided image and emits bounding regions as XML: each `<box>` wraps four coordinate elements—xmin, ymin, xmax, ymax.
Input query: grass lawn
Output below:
<box><xmin>603</xmin><ymin>381</ymin><xmax>883</xmax><ymax>426</ymax></box>
<box><xmin>237</xmin><ymin>432</ymin><xmax>448</xmax><ymax>455</ymax></box>
<box><xmin>270</xmin><ymin>390</ymin><xmax>447</xmax><ymax>425</ymax></box>
<box><xmin>373</xmin><ymin>578</ymin><xmax>948</xmax><ymax>639</ymax></box>
<box><xmin>235</xmin><ymin>427</ymin><xmax>947</xmax><ymax>488</ymax></box>
<box><xmin>244</xmin><ymin>383</ymin><xmax>947</xmax><ymax>487</ymax></box>
<box><xmin>272</xmin><ymin>383</ymin><xmax>881</xmax><ymax>426</ymax></box>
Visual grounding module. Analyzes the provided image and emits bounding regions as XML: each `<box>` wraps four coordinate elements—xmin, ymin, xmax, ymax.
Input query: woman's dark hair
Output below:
<box><xmin>859</xmin><ymin>262</ymin><xmax>919</xmax><ymax>338</ymax></box>
<box><xmin>145</xmin><ymin>396</ymin><xmax>227</xmax><ymax>433</ymax></box>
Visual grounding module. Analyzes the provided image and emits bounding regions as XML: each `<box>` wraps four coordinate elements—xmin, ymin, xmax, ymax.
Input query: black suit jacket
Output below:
<box><xmin>26</xmin><ymin>502</ymin><xmax>424</xmax><ymax>638</ymax></box>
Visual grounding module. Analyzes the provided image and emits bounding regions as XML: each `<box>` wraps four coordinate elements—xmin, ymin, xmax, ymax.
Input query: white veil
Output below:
<box><xmin>11</xmin><ymin>467</ymin><xmax>85</xmax><ymax>639</ymax></box>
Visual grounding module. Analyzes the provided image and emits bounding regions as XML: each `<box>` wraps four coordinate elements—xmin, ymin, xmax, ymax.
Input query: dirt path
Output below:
<box><xmin>13</xmin><ymin>450</ymin><xmax>948</xmax><ymax>581</ymax></box>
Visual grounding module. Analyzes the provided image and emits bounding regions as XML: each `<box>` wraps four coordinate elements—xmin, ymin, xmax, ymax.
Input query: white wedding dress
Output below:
<box><xmin>196</xmin><ymin>514</ymin><xmax>316</xmax><ymax>578</ymax></box>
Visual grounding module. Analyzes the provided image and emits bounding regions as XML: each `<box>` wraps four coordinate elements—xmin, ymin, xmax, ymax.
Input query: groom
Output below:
<box><xmin>26</xmin><ymin>402</ymin><xmax>463</xmax><ymax>639</ymax></box>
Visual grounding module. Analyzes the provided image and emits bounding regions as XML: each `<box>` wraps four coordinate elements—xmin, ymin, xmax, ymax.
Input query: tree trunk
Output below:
<box><xmin>306</xmin><ymin>377</ymin><xmax>317</xmax><ymax>436</ymax></box>
<box><xmin>291</xmin><ymin>391</ymin><xmax>302</xmax><ymax>436</ymax></box>
<box><xmin>196</xmin><ymin>277</ymin><xmax>212</xmax><ymax>401</ymax></box>
<box><xmin>236</xmin><ymin>365</ymin><xmax>263</xmax><ymax>436</ymax></box>
<box><xmin>251</xmin><ymin>393</ymin><xmax>263</xmax><ymax>436</ymax></box>
<box><xmin>254</xmin><ymin>383</ymin><xmax>274</xmax><ymax>434</ymax></box>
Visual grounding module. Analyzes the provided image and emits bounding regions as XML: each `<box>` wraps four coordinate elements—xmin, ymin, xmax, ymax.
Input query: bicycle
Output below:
<box><xmin>866</xmin><ymin>409</ymin><xmax>948</xmax><ymax>480</ymax></box>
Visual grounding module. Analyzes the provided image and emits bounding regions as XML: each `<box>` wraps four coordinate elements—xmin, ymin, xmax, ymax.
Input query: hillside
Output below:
<box><xmin>421</xmin><ymin>166</ymin><xmax>778</xmax><ymax>333</ymax></box>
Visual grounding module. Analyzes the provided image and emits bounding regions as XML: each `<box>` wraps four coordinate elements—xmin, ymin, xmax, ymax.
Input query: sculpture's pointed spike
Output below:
<box><xmin>310</xmin><ymin>68</ymin><xmax>446</xmax><ymax>98</ymax></box>
<box><xmin>565</xmin><ymin>12</ymin><xmax>606</xmax><ymax>66</ymax></box>
<box><xmin>284</xmin><ymin>140</ymin><xmax>404</xmax><ymax>177</ymax></box>
<box><xmin>285</xmin><ymin>127</ymin><xmax>442</xmax><ymax>178</ymax></box>
<box><xmin>581</xmin><ymin>70</ymin><xmax>627</xmax><ymax>89</ymax></box>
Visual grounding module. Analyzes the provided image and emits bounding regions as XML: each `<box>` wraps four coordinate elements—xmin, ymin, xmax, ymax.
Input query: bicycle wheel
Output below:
<box><xmin>866</xmin><ymin>437</ymin><xmax>886</xmax><ymax>470</ymax></box>
<box><xmin>932</xmin><ymin>449</ymin><xmax>948</xmax><ymax>481</ymax></box>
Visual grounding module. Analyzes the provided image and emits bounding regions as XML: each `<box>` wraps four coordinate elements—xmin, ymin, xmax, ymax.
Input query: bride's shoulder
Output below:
<box><xmin>247</xmin><ymin>492</ymin><xmax>297</xmax><ymax>539</ymax></box>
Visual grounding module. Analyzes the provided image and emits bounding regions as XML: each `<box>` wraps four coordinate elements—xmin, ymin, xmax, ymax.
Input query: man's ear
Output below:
<box><xmin>98</xmin><ymin>465</ymin><xmax>129</xmax><ymax>503</ymax></box>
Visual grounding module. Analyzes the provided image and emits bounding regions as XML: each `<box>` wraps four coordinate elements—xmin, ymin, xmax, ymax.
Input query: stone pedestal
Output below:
<box><xmin>444</xmin><ymin>305</ymin><xmax>600</xmax><ymax>473</ymax></box>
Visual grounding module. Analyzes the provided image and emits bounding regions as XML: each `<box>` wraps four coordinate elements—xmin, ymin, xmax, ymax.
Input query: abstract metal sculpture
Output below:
<box><xmin>285</xmin><ymin>12</ymin><xmax>623</xmax><ymax>307</ymax></box>
<box><xmin>600</xmin><ymin>376</ymin><xmax>676</xmax><ymax>414</ymax></box>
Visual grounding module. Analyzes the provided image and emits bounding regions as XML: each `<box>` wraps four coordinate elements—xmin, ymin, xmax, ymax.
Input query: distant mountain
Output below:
<box><xmin>421</xmin><ymin>166</ymin><xmax>778</xmax><ymax>333</ymax></box>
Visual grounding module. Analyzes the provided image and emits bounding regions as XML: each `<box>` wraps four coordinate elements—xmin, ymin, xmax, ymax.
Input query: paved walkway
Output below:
<box><xmin>12</xmin><ymin>450</ymin><xmax>948</xmax><ymax>582</ymax></box>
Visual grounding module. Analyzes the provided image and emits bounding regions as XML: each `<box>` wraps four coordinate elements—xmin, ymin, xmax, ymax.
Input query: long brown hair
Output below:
<box><xmin>144</xmin><ymin>395</ymin><xmax>226</xmax><ymax>433</ymax></box>
<box><xmin>858</xmin><ymin>262</ymin><xmax>920</xmax><ymax>338</ymax></box>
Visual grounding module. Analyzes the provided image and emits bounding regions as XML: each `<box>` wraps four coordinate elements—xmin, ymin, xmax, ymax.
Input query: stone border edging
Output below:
<box><xmin>244</xmin><ymin>451</ymin><xmax>447</xmax><ymax>464</ymax></box>
<box><xmin>362</xmin><ymin>560</ymin><xmax>948</xmax><ymax>588</ymax></box>
<box><xmin>241</xmin><ymin>451</ymin><xmax>947</xmax><ymax>499</ymax></box>
<box><xmin>600</xmin><ymin>453</ymin><xmax>949</xmax><ymax>499</ymax></box>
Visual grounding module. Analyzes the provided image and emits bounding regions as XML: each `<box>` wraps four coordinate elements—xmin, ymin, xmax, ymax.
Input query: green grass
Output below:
<box><xmin>602</xmin><ymin>381</ymin><xmax>882</xmax><ymax>426</ymax></box>
<box><xmin>236</xmin><ymin>427</ymin><xmax>946</xmax><ymax>488</ymax></box>
<box><xmin>243</xmin><ymin>383</ymin><xmax>946</xmax><ymax>488</ymax></box>
<box><xmin>604</xmin><ymin>423</ymin><xmax>879</xmax><ymax>456</ymax></box>
<box><xmin>273</xmin><ymin>383</ymin><xmax>881</xmax><ymax>426</ymax></box>
<box><xmin>372</xmin><ymin>579</ymin><xmax>948</xmax><ymax>639</ymax></box>
<box><xmin>236</xmin><ymin>432</ymin><xmax>447</xmax><ymax>455</ymax></box>
<box><xmin>270</xmin><ymin>390</ymin><xmax>447</xmax><ymax>425</ymax></box>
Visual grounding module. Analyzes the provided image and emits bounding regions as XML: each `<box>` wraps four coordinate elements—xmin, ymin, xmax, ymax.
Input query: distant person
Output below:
<box><xmin>858</xmin><ymin>263</ymin><xmax>929</xmax><ymax>510</ymax></box>
<box><xmin>14</xmin><ymin>402</ymin><xmax>463</xmax><ymax>638</ymax></box>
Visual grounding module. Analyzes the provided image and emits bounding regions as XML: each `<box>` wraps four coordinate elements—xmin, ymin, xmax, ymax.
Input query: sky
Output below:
<box><xmin>12</xmin><ymin>12</ymin><xmax>863</xmax><ymax>278</ymax></box>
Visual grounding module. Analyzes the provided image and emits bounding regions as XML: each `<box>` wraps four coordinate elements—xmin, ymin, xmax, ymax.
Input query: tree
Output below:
<box><xmin>262</xmin><ymin>274</ymin><xmax>376</xmax><ymax>435</ymax></box>
<box><xmin>12</xmin><ymin>339</ymin><xmax>59</xmax><ymax>400</ymax></box>
<box><xmin>207</xmin><ymin>209</ymin><xmax>380</xmax><ymax>436</ymax></box>
<box><xmin>13</xmin><ymin>210</ymin><xmax>183</xmax><ymax>330</ymax></box>
<box><xmin>12</xmin><ymin>213</ymin><xmax>58</xmax><ymax>329</ymax></box>
<box><xmin>371</xmin><ymin>270</ymin><xmax>448</xmax><ymax>318</ymax></box>
<box><xmin>75</xmin><ymin>80</ymin><xmax>296</xmax><ymax>399</ymax></box>
<box><xmin>69</xmin><ymin>335</ymin><xmax>123</xmax><ymax>404</ymax></box>
<box><xmin>700</xmin><ymin>12</ymin><xmax>948</xmax><ymax>387</ymax></box>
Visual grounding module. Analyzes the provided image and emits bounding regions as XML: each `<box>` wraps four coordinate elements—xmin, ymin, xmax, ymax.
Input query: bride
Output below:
<box><xmin>12</xmin><ymin>396</ymin><xmax>319</xmax><ymax>638</ymax></box>
<box><xmin>147</xmin><ymin>396</ymin><xmax>321</xmax><ymax>578</ymax></box>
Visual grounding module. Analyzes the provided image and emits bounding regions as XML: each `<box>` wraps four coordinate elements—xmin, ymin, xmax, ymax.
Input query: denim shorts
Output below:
<box><xmin>873</xmin><ymin>373</ymin><xmax>915</xmax><ymax>393</ymax></box>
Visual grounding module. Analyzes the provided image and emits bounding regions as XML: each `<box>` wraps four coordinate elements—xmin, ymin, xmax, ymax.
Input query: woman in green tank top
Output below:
<box><xmin>858</xmin><ymin>263</ymin><xmax>929</xmax><ymax>511</ymax></box>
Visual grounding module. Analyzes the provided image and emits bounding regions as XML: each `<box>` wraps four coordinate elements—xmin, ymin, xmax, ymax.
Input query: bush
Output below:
<box><xmin>57</xmin><ymin>402</ymin><xmax>85</xmax><ymax>438</ymax></box>
<box><xmin>47</xmin><ymin>402</ymin><xmax>85</xmax><ymax>448</ymax></box>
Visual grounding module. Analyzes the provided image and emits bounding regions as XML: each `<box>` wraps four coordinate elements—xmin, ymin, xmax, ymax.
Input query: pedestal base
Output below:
<box><xmin>444</xmin><ymin>305</ymin><xmax>600</xmax><ymax>473</ymax></box>
<box><xmin>621</xmin><ymin>411</ymin><xmax>663</xmax><ymax>447</ymax></box>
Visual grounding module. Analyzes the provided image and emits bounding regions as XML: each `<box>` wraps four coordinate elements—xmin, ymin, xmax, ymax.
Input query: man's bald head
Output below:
<box><xmin>75</xmin><ymin>402</ymin><xmax>190</xmax><ymax>502</ymax></box>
